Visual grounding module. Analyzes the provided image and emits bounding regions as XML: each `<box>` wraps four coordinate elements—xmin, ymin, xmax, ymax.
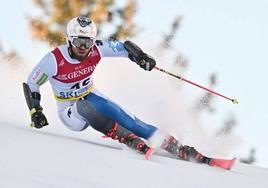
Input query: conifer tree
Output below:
<box><xmin>29</xmin><ymin>0</ymin><xmax>137</xmax><ymax>46</ymax></box>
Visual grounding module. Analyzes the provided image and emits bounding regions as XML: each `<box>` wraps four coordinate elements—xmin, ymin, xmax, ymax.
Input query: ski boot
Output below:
<box><xmin>161</xmin><ymin>136</ymin><xmax>211</xmax><ymax>164</ymax></box>
<box><xmin>105</xmin><ymin>122</ymin><xmax>154</xmax><ymax>159</ymax></box>
<box><xmin>161</xmin><ymin>136</ymin><xmax>236</xmax><ymax>169</ymax></box>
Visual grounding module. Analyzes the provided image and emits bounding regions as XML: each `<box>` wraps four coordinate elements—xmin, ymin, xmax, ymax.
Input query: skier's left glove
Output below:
<box><xmin>30</xmin><ymin>106</ymin><xmax>49</xmax><ymax>129</ymax></box>
<box><xmin>124</xmin><ymin>40</ymin><xmax>156</xmax><ymax>71</ymax></box>
<box><xmin>136</xmin><ymin>53</ymin><xmax>156</xmax><ymax>71</ymax></box>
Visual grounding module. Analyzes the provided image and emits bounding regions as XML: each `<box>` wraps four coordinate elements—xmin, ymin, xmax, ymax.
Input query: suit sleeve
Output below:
<box><xmin>27</xmin><ymin>52</ymin><xmax>57</xmax><ymax>93</ymax></box>
<box><xmin>96</xmin><ymin>40</ymin><xmax>129</xmax><ymax>58</ymax></box>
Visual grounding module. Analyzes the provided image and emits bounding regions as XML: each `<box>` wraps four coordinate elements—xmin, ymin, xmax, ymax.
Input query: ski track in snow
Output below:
<box><xmin>0</xmin><ymin>122</ymin><xmax>268</xmax><ymax>188</ymax></box>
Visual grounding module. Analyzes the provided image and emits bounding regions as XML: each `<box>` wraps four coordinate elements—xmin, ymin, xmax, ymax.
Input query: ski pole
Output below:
<box><xmin>154</xmin><ymin>66</ymin><xmax>239</xmax><ymax>104</ymax></box>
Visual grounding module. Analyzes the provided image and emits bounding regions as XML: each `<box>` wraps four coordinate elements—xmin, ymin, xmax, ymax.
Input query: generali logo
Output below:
<box><xmin>59</xmin><ymin>59</ymin><xmax>65</xmax><ymax>67</ymax></box>
<box><xmin>90</xmin><ymin>49</ymin><xmax>98</xmax><ymax>57</ymax></box>
<box><xmin>74</xmin><ymin>65</ymin><xmax>84</xmax><ymax>70</ymax></box>
<box><xmin>56</xmin><ymin>65</ymin><xmax>97</xmax><ymax>81</ymax></box>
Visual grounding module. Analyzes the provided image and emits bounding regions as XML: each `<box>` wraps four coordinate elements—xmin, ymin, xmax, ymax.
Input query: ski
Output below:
<box><xmin>159</xmin><ymin>136</ymin><xmax>236</xmax><ymax>170</ymax></box>
<box><xmin>208</xmin><ymin>157</ymin><xmax>236</xmax><ymax>170</ymax></box>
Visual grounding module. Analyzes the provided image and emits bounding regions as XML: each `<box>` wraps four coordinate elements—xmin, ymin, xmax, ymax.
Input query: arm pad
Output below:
<box><xmin>23</xmin><ymin>82</ymin><xmax>41</xmax><ymax>110</ymax></box>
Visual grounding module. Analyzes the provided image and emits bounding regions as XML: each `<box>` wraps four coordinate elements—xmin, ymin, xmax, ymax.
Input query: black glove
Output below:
<box><xmin>124</xmin><ymin>40</ymin><xmax>156</xmax><ymax>71</ymax></box>
<box><xmin>30</xmin><ymin>106</ymin><xmax>49</xmax><ymax>129</ymax></box>
<box><xmin>136</xmin><ymin>53</ymin><xmax>156</xmax><ymax>71</ymax></box>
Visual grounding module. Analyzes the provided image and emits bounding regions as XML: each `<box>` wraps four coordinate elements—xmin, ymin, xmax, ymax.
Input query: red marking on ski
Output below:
<box><xmin>209</xmin><ymin>157</ymin><xmax>236</xmax><ymax>170</ymax></box>
<box><xmin>145</xmin><ymin>148</ymin><xmax>154</xmax><ymax>160</ymax></box>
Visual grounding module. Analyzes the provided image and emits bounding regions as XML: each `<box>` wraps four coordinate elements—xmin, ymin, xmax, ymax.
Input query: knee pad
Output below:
<box><xmin>76</xmin><ymin>100</ymin><xmax>115</xmax><ymax>134</ymax></box>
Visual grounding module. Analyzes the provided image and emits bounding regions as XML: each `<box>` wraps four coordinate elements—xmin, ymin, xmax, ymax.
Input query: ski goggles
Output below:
<box><xmin>70</xmin><ymin>37</ymin><xmax>95</xmax><ymax>49</ymax></box>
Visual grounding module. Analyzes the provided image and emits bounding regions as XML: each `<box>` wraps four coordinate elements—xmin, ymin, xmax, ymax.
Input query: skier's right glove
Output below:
<box><xmin>30</xmin><ymin>106</ymin><xmax>49</xmax><ymax>129</ymax></box>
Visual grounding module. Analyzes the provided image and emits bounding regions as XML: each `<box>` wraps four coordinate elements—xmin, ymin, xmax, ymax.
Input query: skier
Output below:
<box><xmin>23</xmin><ymin>16</ymin><xmax>234</xmax><ymax>169</ymax></box>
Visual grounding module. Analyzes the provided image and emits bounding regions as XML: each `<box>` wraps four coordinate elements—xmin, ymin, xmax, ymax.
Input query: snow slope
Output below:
<box><xmin>0</xmin><ymin>122</ymin><xmax>268</xmax><ymax>188</ymax></box>
<box><xmin>0</xmin><ymin>57</ymin><xmax>267</xmax><ymax>188</ymax></box>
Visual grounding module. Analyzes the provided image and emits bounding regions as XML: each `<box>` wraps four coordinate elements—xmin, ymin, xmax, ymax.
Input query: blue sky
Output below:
<box><xmin>1</xmin><ymin>0</ymin><xmax>268</xmax><ymax>167</ymax></box>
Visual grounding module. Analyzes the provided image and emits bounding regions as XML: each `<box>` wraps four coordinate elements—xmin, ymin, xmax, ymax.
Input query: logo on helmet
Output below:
<box><xmin>77</xmin><ymin>16</ymin><xmax>91</xmax><ymax>27</ymax></box>
<box><xmin>79</xmin><ymin>29</ymin><xmax>89</xmax><ymax>34</ymax></box>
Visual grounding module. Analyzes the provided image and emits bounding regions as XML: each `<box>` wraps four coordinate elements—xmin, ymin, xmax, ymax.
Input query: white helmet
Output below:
<box><xmin>66</xmin><ymin>16</ymin><xmax>97</xmax><ymax>48</ymax></box>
